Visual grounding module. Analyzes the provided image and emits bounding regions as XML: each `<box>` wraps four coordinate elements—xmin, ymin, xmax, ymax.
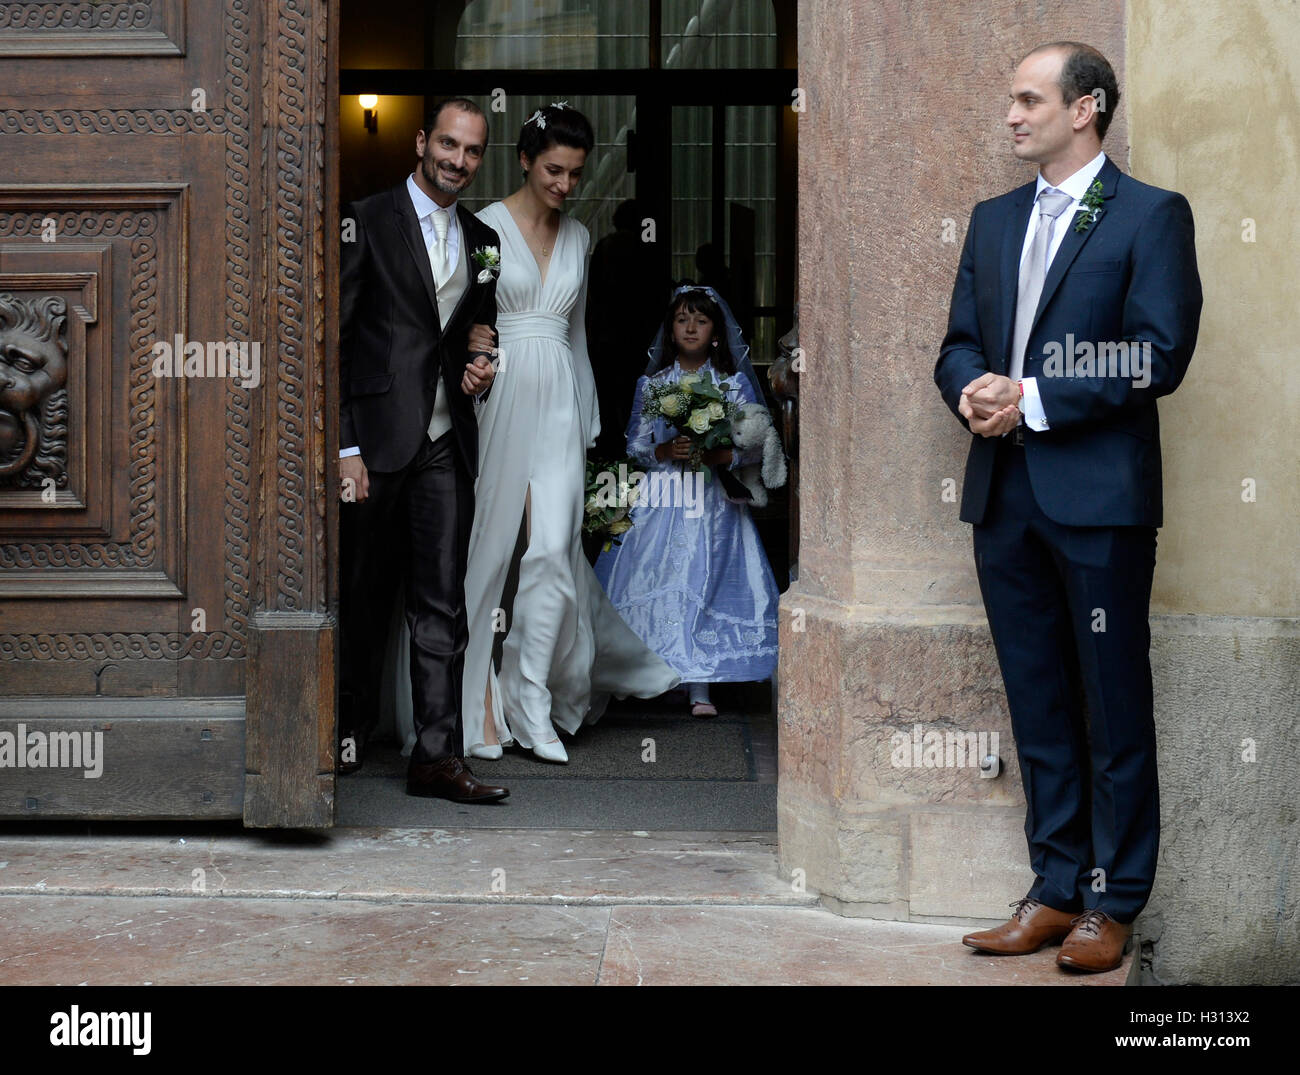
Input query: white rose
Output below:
<box><xmin>686</xmin><ymin>409</ymin><xmax>711</xmax><ymax>435</ymax></box>
<box><xmin>584</xmin><ymin>495</ymin><xmax>600</xmax><ymax>516</ymax></box>
<box><xmin>659</xmin><ymin>392</ymin><xmax>685</xmax><ymax>417</ymax></box>
<box><xmin>679</xmin><ymin>373</ymin><xmax>701</xmax><ymax>391</ymax></box>
<box><xmin>706</xmin><ymin>401</ymin><xmax>725</xmax><ymax>421</ymax></box>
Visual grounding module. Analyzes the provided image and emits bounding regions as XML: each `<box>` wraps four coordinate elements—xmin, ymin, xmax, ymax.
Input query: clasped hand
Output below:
<box><xmin>462</xmin><ymin>323</ymin><xmax>498</xmax><ymax>394</ymax></box>
<box><xmin>958</xmin><ymin>372</ymin><xmax>1021</xmax><ymax>437</ymax></box>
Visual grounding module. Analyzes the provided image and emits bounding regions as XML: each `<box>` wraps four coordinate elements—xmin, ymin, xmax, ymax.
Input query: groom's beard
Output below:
<box><xmin>423</xmin><ymin>151</ymin><xmax>470</xmax><ymax>197</ymax></box>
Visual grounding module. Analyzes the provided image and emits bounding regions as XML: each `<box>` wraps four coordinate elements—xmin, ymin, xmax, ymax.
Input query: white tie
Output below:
<box><xmin>430</xmin><ymin>209</ymin><xmax>450</xmax><ymax>290</ymax></box>
<box><xmin>1010</xmin><ymin>187</ymin><xmax>1074</xmax><ymax>382</ymax></box>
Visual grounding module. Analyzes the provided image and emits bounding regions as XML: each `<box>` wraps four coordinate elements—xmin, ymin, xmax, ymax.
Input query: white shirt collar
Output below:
<box><xmin>1036</xmin><ymin>150</ymin><xmax>1107</xmax><ymax>203</ymax></box>
<box><xmin>406</xmin><ymin>172</ymin><xmax>456</xmax><ymax>224</ymax></box>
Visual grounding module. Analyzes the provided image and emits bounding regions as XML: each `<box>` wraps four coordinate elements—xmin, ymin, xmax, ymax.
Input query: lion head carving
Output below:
<box><xmin>0</xmin><ymin>292</ymin><xmax>69</xmax><ymax>489</ymax></box>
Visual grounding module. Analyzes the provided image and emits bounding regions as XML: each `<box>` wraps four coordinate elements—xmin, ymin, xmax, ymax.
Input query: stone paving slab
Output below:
<box><xmin>0</xmin><ymin>828</ymin><xmax>812</xmax><ymax>905</ymax></box>
<box><xmin>0</xmin><ymin>895</ymin><xmax>1127</xmax><ymax>986</ymax></box>
<box><xmin>0</xmin><ymin>896</ymin><xmax>609</xmax><ymax>986</ymax></box>
<box><xmin>600</xmin><ymin>906</ymin><xmax>1129</xmax><ymax>986</ymax></box>
<box><xmin>0</xmin><ymin>827</ymin><xmax>1130</xmax><ymax>985</ymax></box>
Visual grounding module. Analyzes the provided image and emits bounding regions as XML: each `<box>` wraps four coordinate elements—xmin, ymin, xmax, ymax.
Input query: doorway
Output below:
<box><xmin>336</xmin><ymin>0</ymin><xmax>797</xmax><ymax>830</ymax></box>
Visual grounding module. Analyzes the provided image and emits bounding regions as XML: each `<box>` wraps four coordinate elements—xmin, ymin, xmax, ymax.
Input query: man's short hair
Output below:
<box><xmin>1026</xmin><ymin>41</ymin><xmax>1121</xmax><ymax>142</ymax></box>
<box><xmin>424</xmin><ymin>97</ymin><xmax>489</xmax><ymax>145</ymax></box>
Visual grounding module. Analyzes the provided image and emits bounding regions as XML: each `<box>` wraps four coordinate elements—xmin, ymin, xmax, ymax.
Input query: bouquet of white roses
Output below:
<box><xmin>583</xmin><ymin>457</ymin><xmax>646</xmax><ymax>551</ymax></box>
<box><xmin>641</xmin><ymin>369</ymin><xmax>741</xmax><ymax>473</ymax></box>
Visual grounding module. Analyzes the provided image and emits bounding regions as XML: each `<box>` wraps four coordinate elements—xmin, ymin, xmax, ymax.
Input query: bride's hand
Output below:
<box><xmin>462</xmin><ymin>354</ymin><xmax>495</xmax><ymax>395</ymax></box>
<box><xmin>468</xmin><ymin>323</ymin><xmax>496</xmax><ymax>356</ymax></box>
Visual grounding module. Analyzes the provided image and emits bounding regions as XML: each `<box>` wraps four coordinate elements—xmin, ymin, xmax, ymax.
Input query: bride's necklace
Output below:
<box><xmin>518</xmin><ymin>206</ymin><xmax>557</xmax><ymax>257</ymax></box>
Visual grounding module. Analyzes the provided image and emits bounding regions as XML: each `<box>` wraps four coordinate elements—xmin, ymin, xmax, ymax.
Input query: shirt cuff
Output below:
<box><xmin>339</xmin><ymin>446</ymin><xmax>361</xmax><ymax>458</ymax></box>
<box><xmin>1020</xmin><ymin>376</ymin><xmax>1050</xmax><ymax>432</ymax></box>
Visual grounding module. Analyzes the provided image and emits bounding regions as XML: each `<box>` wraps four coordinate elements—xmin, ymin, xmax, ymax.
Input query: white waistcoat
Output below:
<box><xmin>427</xmin><ymin>233</ymin><xmax>470</xmax><ymax>442</ymax></box>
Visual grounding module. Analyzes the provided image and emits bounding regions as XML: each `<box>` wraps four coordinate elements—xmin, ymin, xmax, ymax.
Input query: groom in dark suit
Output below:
<box><xmin>935</xmin><ymin>43</ymin><xmax>1201</xmax><ymax>971</ymax></box>
<box><xmin>338</xmin><ymin>97</ymin><xmax>508</xmax><ymax>803</ymax></box>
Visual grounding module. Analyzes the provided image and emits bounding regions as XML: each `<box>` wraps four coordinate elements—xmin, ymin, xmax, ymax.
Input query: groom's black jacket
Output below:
<box><xmin>339</xmin><ymin>183</ymin><xmax>499</xmax><ymax>475</ymax></box>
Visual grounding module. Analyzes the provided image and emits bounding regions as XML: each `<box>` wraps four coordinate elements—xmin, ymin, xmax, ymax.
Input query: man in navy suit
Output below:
<box><xmin>935</xmin><ymin>42</ymin><xmax>1201</xmax><ymax>972</ymax></box>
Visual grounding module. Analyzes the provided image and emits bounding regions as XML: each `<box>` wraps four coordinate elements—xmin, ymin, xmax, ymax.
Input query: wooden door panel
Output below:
<box><xmin>0</xmin><ymin>0</ymin><xmax>335</xmax><ymax>824</ymax></box>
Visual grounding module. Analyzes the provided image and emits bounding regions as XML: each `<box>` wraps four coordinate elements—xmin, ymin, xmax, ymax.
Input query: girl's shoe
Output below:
<box><xmin>468</xmin><ymin>743</ymin><xmax>503</xmax><ymax>760</ymax></box>
<box><xmin>532</xmin><ymin>739</ymin><xmax>569</xmax><ymax>764</ymax></box>
<box><xmin>691</xmin><ymin>702</ymin><xmax>718</xmax><ymax>718</ymax></box>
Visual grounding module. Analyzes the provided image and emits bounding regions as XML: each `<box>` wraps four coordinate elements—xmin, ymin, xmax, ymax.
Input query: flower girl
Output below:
<box><xmin>593</xmin><ymin>286</ymin><xmax>785</xmax><ymax>716</ymax></box>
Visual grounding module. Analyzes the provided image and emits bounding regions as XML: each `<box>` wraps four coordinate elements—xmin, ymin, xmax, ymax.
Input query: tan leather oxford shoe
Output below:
<box><xmin>962</xmin><ymin>897</ymin><xmax>1078</xmax><ymax>955</ymax></box>
<box><xmin>1056</xmin><ymin>908</ymin><xmax>1132</xmax><ymax>972</ymax></box>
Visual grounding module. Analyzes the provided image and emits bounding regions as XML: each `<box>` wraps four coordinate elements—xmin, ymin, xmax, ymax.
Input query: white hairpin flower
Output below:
<box><xmin>527</xmin><ymin>109</ymin><xmax>546</xmax><ymax>129</ymax></box>
<box><xmin>551</xmin><ymin>100</ymin><xmax>568</xmax><ymax>110</ymax></box>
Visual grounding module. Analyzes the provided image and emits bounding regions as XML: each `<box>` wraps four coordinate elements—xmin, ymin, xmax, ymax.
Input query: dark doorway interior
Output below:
<box><xmin>335</xmin><ymin>0</ymin><xmax>795</xmax><ymax>830</ymax></box>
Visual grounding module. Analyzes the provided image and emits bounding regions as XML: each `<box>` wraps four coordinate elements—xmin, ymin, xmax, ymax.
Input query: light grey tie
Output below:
<box><xmin>1009</xmin><ymin>187</ymin><xmax>1073</xmax><ymax>382</ymax></box>
<box><xmin>430</xmin><ymin>209</ymin><xmax>450</xmax><ymax>290</ymax></box>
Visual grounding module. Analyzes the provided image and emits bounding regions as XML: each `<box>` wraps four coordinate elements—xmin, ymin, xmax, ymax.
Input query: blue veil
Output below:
<box><xmin>643</xmin><ymin>284</ymin><xmax>765</xmax><ymax>402</ymax></box>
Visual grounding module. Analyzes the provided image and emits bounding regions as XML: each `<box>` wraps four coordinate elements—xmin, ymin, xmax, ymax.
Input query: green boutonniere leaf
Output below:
<box><xmin>1073</xmin><ymin>178</ymin><xmax>1106</xmax><ymax>233</ymax></box>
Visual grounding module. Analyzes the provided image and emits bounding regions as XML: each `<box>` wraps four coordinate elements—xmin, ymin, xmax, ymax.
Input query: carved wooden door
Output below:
<box><xmin>0</xmin><ymin>0</ymin><xmax>336</xmax><ymax>826</ymax></box>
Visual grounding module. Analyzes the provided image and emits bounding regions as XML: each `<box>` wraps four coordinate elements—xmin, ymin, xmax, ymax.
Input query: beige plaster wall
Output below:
<box><xmin>1128</xmin><ymin>0</ymin><xmax>1299</xmax><ymax>617</ymax></box>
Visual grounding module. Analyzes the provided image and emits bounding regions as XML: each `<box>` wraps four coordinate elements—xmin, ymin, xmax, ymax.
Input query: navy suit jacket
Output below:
<box><xmin>935</xmin><ymin>156</ymin><xmax>1202</xmax><ymax>527</ymax></box>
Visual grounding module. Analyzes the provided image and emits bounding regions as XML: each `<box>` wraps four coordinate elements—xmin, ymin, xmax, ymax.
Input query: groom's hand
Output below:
<box><xmin>961</xmin><ymin>372</ymin><xmax>1019</xmax><ymax>419</ymax></box>
<box><xmin>462</xmin><ymin>353</ymin><xmax>495</xmax><ymax>395</ymax></box>
<box><xmin>968</xmin><ymin>404</ymin><xmax>1021</xmax><ymax>438</ymax></box>
<box><xmin>340</xmin><ymin>455</ymin><xmax>370</xmax><ymax>502</ymax></box>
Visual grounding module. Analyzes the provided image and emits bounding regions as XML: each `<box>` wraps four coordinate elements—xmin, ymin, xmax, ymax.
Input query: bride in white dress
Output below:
<box><xmin>458</xmin><ymin>104</ymin><xmax>678</xmax><ymax>763</ymax></box>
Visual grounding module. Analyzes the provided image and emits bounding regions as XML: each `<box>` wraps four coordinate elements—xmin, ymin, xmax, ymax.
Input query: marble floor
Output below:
<box><xmin>0</xmin><ymin>827</ymin><xmax>1130</xmax><ymax>986</ymax></box>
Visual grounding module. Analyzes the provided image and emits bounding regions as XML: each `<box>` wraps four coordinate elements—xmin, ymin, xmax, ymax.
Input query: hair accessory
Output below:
<box><xmin>526</xmin><ymin>109</ymin><xmax>546</xmax><ymax>129</ymax></box>
<box><xmin>550</xmin><ymin>100</ymin><xmax>568</xmax><ymax>110</ymax></box>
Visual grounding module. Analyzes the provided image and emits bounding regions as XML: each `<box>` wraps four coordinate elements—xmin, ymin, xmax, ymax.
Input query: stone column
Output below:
<box><xmin>780</xmin><ymin>1</ymin><xmax>1128</xmax><ymax>921</ymax></box>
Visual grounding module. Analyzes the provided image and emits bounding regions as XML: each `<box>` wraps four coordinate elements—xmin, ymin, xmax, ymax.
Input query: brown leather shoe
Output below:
<box><xmin>406</xmin><ymin>756</ymin><xmax>509</xmax><ymax>803</ymax></box>
<box><xmin>962</xmin><ymin>897</ymin><xmax>1078</xmax><ymax>955</ymax></box>
<box><xmin>1056</xmin><ymin>909</ymin><xmax>1131</xmax><ymax>972</ymax></box>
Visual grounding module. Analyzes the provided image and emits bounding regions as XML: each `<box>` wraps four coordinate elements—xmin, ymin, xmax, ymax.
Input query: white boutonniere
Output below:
<box><xmin>471</xmin><ymin>245</ymin><xmax>501</xmax><ymax>285</ymax></box>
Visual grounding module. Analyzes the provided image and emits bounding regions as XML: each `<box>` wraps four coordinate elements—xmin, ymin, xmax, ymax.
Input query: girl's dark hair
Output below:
<box><xmin>517</xmin><ymin>105</ymin><xmax>595</xmax><ymax>171</ymax></box>
<box><xmin>649</xmin><ymin>286</ymin><xmax>737</xmax><ymax>376</ymax></box>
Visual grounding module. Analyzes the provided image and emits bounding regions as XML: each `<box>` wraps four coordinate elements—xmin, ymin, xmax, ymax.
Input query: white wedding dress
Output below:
<box><xmin>387</xmin><ymin>202</ymin><xmax>679</xmax><ymax>755</ymax></box>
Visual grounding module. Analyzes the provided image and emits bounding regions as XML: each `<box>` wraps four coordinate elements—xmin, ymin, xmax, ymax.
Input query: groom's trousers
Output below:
<box><xmin>340</xmin><ymin>430</ymin><xmax>474</xmax><ymax>764</ymax></box>
<box><xmin>973</xmin><ymin>436</ymin><xmax>1160</xmax><ymax>924</ymax></box>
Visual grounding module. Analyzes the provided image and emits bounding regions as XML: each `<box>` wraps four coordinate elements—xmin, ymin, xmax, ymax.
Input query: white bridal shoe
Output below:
<box><xmin>468</xmin><ymin>743</ymin><xmax>503</xmax><ymax>760</ymax></box>
<box><xmin>532</xmin><ymin>739</ymin><xmax>568</xmax><ymax>764</ymax></box>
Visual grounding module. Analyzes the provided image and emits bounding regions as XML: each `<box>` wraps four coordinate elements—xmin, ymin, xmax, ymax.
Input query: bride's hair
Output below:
<box><xmin>517</xmin><ymin>104</ymin><xmax>594</xmax><ymax>177</ymax></box>
<box><xmin>649</xmin><ymin>286</ymin><xmax>737</xmax><ymax>376</ymax></box>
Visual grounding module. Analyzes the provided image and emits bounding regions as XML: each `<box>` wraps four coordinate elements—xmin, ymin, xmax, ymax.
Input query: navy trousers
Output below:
<box><xmin>973</xmin><ymin>437</ymin><xmax>1159</xmax><ymax>923</ymax></box>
